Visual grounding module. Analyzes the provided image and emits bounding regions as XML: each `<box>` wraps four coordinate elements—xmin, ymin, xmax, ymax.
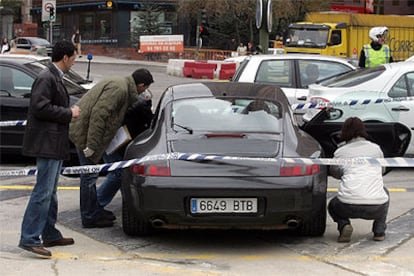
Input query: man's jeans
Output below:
<box><xmin>77</xmin><ymin>149</ymin><xmax>122</xmax><ymax>224</ymax></box>
<box><xmin>19</xmin><ymin>158</ymin><xmax>63</xmax><ymax>247</ymax></box>
<box><xmin>328</xmin><ymin>188</ymin><xmax>390</xmax><ymax>234</ymax></box>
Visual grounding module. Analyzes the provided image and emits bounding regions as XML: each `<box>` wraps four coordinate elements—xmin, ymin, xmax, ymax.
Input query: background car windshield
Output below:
<box><xmin>320</xmin><ymin>66</ymin><xmax>385</xmax><ymax>87</ymax></box>
<box><xmin>30</xmin><ymin>37</ymin><xmax>51</xmax><ymax>46</ymax></box>
<box><xmin>172</xmin><ymin>98</ymin><xmax>282</xmax><ymax>133</ymax></box>
<box><xmin>285</xmin><ymin>28</ymin><xmax>329</xmax><ymax>47</ymax></box>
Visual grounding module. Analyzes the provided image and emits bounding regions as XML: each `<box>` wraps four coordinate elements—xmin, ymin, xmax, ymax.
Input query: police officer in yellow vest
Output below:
<box><xmin>359</xmin><ymin>27</ymin><xmax>393</xmax><ymax>68</ymax></box>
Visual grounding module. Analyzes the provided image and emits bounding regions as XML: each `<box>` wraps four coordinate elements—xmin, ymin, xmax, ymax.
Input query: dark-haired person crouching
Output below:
<box><xmin>328</xmin><ymin>117</ymin><xmax>389</xmax><ymax>243</ymax></box>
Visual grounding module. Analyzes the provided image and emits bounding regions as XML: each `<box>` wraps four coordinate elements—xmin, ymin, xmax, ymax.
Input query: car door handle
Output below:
<box><xmin>391</xmin><ymin>106</ymin><xmax>410</xmax><ymax>112</ymax></box>
<box><xmin>297</xmin><ymin>96</ymin><xmax>307</xmax><ymax>101</ymax></box>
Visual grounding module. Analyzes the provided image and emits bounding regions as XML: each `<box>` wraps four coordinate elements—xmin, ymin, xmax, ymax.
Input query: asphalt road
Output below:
<box><xmin>1</xmin><ymin>166</ymin><xmax>413</xmax><ymax>275</ymax></box>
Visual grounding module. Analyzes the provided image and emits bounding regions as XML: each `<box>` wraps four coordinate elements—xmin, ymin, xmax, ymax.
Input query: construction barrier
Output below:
<box><xmin>169</xmin><ymin>59</ymin><xmax>238</xmax><ymax>79</ymax></box>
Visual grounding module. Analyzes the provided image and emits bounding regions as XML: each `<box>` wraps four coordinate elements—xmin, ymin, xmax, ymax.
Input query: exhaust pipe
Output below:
<box><xmin>286</xmin><ymin>219</ymin><xmax>299</xmax><ymax>229</ymax></box>
<box><xmin>151</xmin><ymin>218</ymin><xmax>166</xmax><ymax>228</ymax></box>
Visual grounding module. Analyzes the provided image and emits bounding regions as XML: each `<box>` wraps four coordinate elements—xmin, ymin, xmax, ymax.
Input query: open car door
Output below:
<box><xmin>300</xmin><ymin>108</ymin><xmax>411</xmax><ymax>158</ymax></box>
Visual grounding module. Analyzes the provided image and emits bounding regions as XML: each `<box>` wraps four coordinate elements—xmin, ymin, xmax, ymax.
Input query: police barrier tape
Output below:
<box><xmin>1</xmin><ymin>95</ymin><xmax>414</xmax><ymax>128</ymax></box>
<box><xmin>0</xmin><ymin>120</ymin><xmax>27</xmax><ymax>127</ymax></box>
<box><xmin>291</xmin><ymin>96</ymin><xmax>414</xmax><ymax>110</ymax></box>
<box><xmin>1</xmin><ymin>153</ymin><xmax>413</xmax><ymax>177</ymax></box>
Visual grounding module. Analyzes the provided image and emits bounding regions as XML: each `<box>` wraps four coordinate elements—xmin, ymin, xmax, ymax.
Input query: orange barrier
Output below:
<box><xmin>183</xmin><ymin>61</ymin><xmax>196</xmax><ymax>78</ymax></box>
<box><xmin>192</xmin><ymin>62</ymin><xmax>217</xmax><ymax>79</ymax></box>
<box><xmin>219</xmin><ymin>63</ymin><xmax>236</xmax><ymax>80</ymax></box>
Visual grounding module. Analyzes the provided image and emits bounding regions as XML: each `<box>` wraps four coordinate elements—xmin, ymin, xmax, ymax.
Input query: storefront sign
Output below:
<box><xmin>139</xmin><ymin>35</ymin><xmax>184</xmax><ymax>53</ymax></box>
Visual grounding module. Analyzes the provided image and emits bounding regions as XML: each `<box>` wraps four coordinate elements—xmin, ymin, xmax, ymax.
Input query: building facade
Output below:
<box><xmin>16</xmin><ymin>0</ymin><xmax>414</xmax><ymax>48</ymax></box>
<box><xmin>29</xmin><ymin>0</ymin><xmax>179</xmax><ymax>47</ymax></box>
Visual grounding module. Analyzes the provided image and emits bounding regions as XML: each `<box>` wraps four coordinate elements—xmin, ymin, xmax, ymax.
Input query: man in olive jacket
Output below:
<box><xmin>19</xmin><ymin>40</ymin><xmax>80</xmax><ymax>257</ymax></box>
<box><xmin>69</xmin><ymin>68</ymin><xmax>154</xmax><ymax>228</ymax></box>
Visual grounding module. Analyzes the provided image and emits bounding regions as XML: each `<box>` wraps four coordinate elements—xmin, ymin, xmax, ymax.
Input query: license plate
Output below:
<box><xmin>190</xmin><ymin>198</ymin><xmax>257</xmax><ymax>214</ymax></box>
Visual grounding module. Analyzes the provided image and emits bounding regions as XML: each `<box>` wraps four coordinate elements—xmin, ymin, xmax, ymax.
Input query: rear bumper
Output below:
<box><xmin>122</xmin><ymin>174</ymin><xmax>327</xmax><ymax>229</ymax></box>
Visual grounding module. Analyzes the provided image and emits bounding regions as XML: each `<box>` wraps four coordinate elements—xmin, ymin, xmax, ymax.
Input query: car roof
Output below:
<box><xmin>245</xmin><ymin>54</ymin><xmax>356</xmax><ymax>65</ymax></box>
<box><xmin>18</xmin><ymin>36</ymin><xmax>49</xmax><ymax>41</ymax></box>
<box><xmin>382</xmin><ymin>61</ymin><xmax>414</xmax><ymax>70</ymax></box>
<box><xmin>0</xmin><ymin>56</ymin><xmax>39</xmax><ymax>66</ymax></box>
<box><xmin>0</xmin><ymin>54</ymin><xmax>50</xmax><ymax>61</ymax></box>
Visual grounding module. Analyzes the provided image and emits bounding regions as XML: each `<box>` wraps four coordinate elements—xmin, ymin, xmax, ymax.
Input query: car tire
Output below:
<box><xmin>122</xmin><ymin>198</ymin><xmax>151</xmax><ymax>236</ymax></box>
<box><xmin>296</xmin><ymin>194</ymin><xmax>327</xmax><ymax>236</ymax></box>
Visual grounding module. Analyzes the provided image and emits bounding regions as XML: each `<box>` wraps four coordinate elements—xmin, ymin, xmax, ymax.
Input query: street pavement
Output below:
<box><xmin>1</xmin><ymin>55</ymin><xmax>413</xmax><ymax>275</ymax></box>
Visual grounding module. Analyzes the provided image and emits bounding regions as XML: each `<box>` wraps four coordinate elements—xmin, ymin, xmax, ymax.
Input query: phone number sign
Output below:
<box><xmin>139</xmin><ymin>35</ymin><xmax>184</xmax><ymax>53</ymax></box>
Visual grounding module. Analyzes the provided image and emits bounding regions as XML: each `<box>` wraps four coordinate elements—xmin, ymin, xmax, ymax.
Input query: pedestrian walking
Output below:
<box><xmin>69</xmin><ymin>68</ymin><xmax>154</xmax><ymax>229</ymax></box>
<box><xmin>328</xmin><ymin>117</ymin><xmax>389</xmax><ymax>243</ymax></box>
<box><xmin>1</xmin><ymin>37</ymin><xmax>10</xmax><ymax>53</ymax></box>
<box><xmin>358</xmin><ymin>26</ymin><xmax>393</xmax><ymax>68</ymax></box>
<box><xmin>18</xmin><ymin>40</ymin><xmax>80</xmax><ymax>257</ymax></box>
<box><xmin>71</xmin><ymin>29</ymin><xmax>82</xmax><ymax>58</ymax></box>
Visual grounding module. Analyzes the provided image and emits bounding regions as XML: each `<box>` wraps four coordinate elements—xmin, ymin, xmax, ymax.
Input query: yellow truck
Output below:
<box><xmin>284</xmin><ymin>12</ymin><xmax>414</xmax><ymax>63</ymax></box>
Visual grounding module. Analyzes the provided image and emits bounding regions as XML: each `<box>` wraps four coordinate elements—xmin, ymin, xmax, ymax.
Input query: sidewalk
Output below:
<box><xmin>75</xmin><ymin>54</ymin><xmax>168</xmax><ymax>68</ymax></box>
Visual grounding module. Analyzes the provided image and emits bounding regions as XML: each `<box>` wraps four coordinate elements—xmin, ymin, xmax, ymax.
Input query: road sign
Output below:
<box><xmin>42</xmin><ymin>0</ymin><xmax>56</xmax><ymax>22</ymax></box>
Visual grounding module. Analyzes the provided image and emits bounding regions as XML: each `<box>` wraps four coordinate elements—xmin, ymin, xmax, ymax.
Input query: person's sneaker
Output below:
<box><xmin>373</xmin><ymin>233</ymin><xmax>385</xmax><ymax>241</ymax></box>
<box><xmin>337</xmin><ymin>224</ymin><xmax>353</xmax><ymax>243</ymax></box>
<box><xmin>82</xmin><ymin>219</ymin><xmax>114</xmax><ymax>228</ymax></box>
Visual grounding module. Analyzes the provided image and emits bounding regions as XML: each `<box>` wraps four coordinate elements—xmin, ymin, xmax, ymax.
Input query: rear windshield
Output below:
<box><xmin>172</xmin><ymin>97</ymin><xmax>282</xmax><ymax>133</ymax></box>
<box><xmin>319</xmin><ymin>66</ymin><xmax>385</xmax><ymax>88</ymax></box>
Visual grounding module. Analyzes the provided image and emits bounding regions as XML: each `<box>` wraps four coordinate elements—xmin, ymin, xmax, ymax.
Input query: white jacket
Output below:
<box><xmin>330</xmin><ymin>137</ymin><xmax>388</xmax><ymax>205</ymax></box>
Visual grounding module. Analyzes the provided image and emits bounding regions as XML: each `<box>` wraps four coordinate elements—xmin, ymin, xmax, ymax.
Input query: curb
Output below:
<box><xmin>75</xmin><ymin>56</ymin><xmax>168</xmax><ymax>68</ymax></box>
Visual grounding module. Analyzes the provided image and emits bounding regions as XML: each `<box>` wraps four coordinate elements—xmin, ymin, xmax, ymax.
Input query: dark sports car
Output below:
<box><xmin>122</xmin><ymin>82</ymin><xmax>329</xmax><ymax>236</ymax></box>
<box><xmin>121</xmin><ymin>82</ymin><xmax>410</xmax><ymax>237</ymax></box>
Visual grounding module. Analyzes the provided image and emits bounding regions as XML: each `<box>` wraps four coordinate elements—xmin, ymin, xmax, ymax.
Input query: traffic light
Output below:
<box><xmin>106</xmin><ymin>1</ymin><xmax>113</xmax><ymax>8</ymax></box>
<box><xmin>201</xmin><ymin>9</ymin><xmax>208</xmax><ymax>27</ymax></box>
<box><xmin>49</xmin><ymin>7</ymin><xmax>55</xmax><ymax>21</ymax></box>
<box><xmin>199</xmin><ymin>26</ymin><xmax>209</xmax><ymax>37</ymax></box>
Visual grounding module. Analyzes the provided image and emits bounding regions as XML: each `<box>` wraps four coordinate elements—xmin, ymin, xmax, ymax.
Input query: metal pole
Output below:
<box><xmin>195</xmin><ymin>9</ymin><xmax>201</xmax><ymax>61</ymax></box>
<box><xmin>259</xmin><ymin>0</ymin><xmax>269</xmax><ymax>54</ymax></box>
<box><xmin>49</xmin><ymin>21</ymin><xmax>53</xmax><ymax>44</ymax></box>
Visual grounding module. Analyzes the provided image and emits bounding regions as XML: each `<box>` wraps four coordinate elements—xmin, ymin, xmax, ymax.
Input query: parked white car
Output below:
<box><xmin>406</xmin><ymin>55</ymin><xmax>414</xmax><ymax>62</ymax></box>
<box><xmin>303</xmin><ymin>62</ymin><xmax>414</xmax><ymax>155</ymax></box>
<box><xmin>231</xmin><ymin>54</ymin><xmax>356</xmax><ymax>113</ymax></box>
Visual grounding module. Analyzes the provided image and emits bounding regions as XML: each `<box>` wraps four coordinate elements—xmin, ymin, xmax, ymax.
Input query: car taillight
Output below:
<box><xmin>130</xmin><ymin>163</ymin><xmax>171</xmax><ymax>176</ymax></box>
<box><xmin>280</xmin><ymin>164</ymin><xmax>320</xmax><ymax>176</ymax></box>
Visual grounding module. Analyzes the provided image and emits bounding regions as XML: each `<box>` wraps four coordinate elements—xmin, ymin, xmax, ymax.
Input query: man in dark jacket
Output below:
<box><xmin>19</xmin><ymin>40</ymin><xmax>80</xmax><ymax>257</ymax></box>
<box><xmin>69</xmin><ymin>69</ymin><xmax>154</xmax><ymax>229</ymax></box>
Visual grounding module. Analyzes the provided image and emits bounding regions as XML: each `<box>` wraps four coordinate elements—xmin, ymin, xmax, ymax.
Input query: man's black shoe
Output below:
<box><xmin>102</xmin><ymin>209</ymin><xmax>116</xmax><ymax>221</ymax></box>
<box><xmin>19</xmin><ymin>244</ymin><xmax>52</xmax><ymax>257</ymax></box>
<box><xmin>82</xmin><ymin>219</ymin><xmax>114</xmax><ymax>228</ymax></box>
<box><xmin>43</xmin><ymin>237</ymin><xmax>74</xmax><ymax>247</ymax></box>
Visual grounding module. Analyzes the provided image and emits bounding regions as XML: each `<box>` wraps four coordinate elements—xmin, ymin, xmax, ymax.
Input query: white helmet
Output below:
<box><xmin>369</xmin><ymin>27</ymin><xmax>388</xmax><ymax>42</ymax></box>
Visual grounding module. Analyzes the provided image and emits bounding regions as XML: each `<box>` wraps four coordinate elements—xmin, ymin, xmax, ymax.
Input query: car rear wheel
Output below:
<box><xmin>122</xmin><ymin>199</ymin><xmax>151</xmax><ymax>236</ymax></box>
<box><xmin>296</xmin><ymin>194</ymin><xmax>327</xmax><ymax>236</ymax></box>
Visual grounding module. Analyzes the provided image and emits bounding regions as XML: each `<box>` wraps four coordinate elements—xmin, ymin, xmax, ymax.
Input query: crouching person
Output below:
<box><xmin>328</xmin><ymin>117</ymin><xmax>389</xmax><ymax>243</ymax></box>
